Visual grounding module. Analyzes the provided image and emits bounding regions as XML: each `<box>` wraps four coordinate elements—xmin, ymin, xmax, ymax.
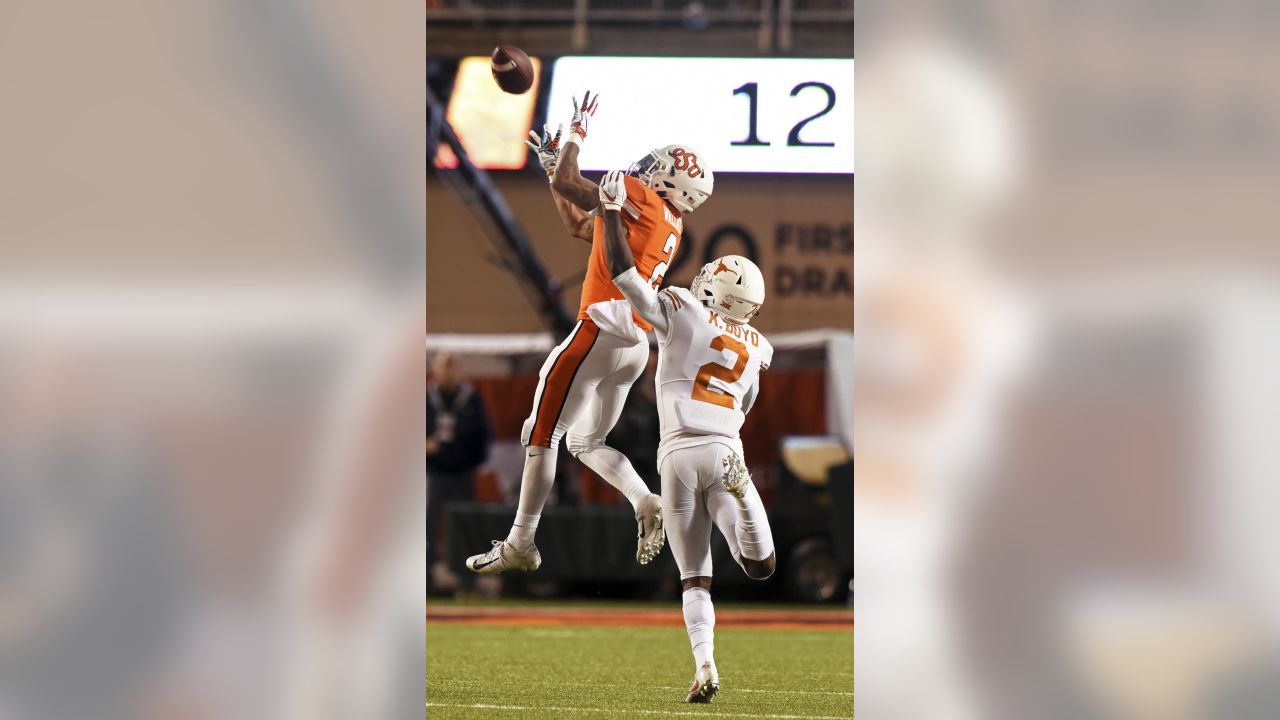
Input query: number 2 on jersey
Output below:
<box><xmin>646</xmin><ymin>232</ymin><xmax>678</xmax><ymax>288</ymax></box>
<box><xmin>692</xmin><ymin>334</ymin><xmax>749</xmax><ymax>408</ymax></box>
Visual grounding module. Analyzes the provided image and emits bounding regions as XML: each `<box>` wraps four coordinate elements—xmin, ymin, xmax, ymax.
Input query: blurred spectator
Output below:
<box><xmin>425</xmin><ymin>352</ymin><xmax>491</xmax><ymax>592</ymax></box>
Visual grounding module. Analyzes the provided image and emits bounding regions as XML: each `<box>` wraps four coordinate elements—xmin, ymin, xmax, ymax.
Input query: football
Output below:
<box><xmin>490</xmin><ymin>45</ymin><xmax>535</xmax><ymax>94</ymax></box>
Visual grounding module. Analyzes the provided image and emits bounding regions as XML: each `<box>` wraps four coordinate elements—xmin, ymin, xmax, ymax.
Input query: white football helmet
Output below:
<box><xmin>689</xmin><ymin>255</ymin><xmax>765</xmax><ymax>324</ymax></box>
<box><xmin>628</xmin><ymin>144</ymin><xmax>714</xmax><ymax>214</ymax></box>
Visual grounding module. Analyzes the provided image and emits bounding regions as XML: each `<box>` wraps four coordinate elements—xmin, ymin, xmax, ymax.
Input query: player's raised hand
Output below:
<box><xmin>566</xmin><ymin>90</ymin><xmax>600</xmax><ymax>145</ymax></box>
<box><xmin>526</xmin><ymin>123</ymin><xmax>563</xmax><ymax>178</ymax></box>
<box><xmin>599</xmin><ymin>169</ymin><xmax>627</xmax><ymax>212</ymax></box>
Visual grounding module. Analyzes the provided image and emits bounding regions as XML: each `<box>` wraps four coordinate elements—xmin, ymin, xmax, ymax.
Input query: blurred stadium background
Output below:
<box><xmin>3</xmin><ymin>1</ymin><xmax>1277</xmax><ymax>718</ymax></box>
<box><xmin>3</xmin><ymin>0</ymin><xmax>1278</xmax><ymax>718</ymax></box>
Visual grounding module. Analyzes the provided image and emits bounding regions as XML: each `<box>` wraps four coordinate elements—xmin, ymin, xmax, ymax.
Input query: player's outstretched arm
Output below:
<box><xmin>551</xmin><ymin>187</ymin><xmax>593</xmax><ymax>243</ymax></box>
<box><xmin>551</xmin><ymin>90</ymin><xmax>603</xmax><ymax>212</ymax></box>
<box><xmin>527</xmin><ymin>124</ymin><xmax>592</xmax><ymax>243</ymax></box>
<box><xmin>552</xmin><ymin>142</ymin><xmax>600</xmax><ymax>212</ymax></box>
<box><xmin>600</xmin><ymin>170</ymin><xmax>668</xmax><ymax>332</ymax></box>
<box><xmin>601</xmin><ymin>202</ymin><xmax>632</xmax><ymax>279</ymax></box>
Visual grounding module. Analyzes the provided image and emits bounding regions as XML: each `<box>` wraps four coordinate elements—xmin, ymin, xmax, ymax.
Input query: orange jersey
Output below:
<box><xmin>579</xmin><ymin>174</ymin><xmax>683</xmax><ymax>330</ymax></box>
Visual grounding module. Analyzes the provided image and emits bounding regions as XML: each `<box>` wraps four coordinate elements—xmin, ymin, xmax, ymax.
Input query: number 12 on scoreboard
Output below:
<box><xmin>732</xmin><ymin>81</ymin><xmax>837</xmax><ymax>148</ymax></box>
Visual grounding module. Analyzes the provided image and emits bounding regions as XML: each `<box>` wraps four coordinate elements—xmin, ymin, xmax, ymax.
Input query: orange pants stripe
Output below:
<box><xmin>528</xmin><ymin>320</ymin><xmax>601</xmax><ymax>447</ymax></box>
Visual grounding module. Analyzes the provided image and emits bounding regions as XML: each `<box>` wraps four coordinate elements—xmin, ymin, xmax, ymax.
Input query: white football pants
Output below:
<box><xmin>660</xmin><ymin>442</ymin><xmax>773</xmax><ymax>580</ymax></box>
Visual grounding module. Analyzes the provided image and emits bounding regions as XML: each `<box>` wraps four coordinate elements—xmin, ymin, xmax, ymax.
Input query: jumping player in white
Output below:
<box><xmin>598</xmin><ymin>169</ymin><xmax>776</xmax><ymax>703</ymax></box>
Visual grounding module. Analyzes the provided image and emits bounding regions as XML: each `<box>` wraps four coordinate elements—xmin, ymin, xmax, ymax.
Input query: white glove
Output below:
<box><xmin>525</xmin><ymin>124</ymin><xmax>563</xmax><ymax>179</ymax></box>
<box><xmin>598</xmin><ymin>169</ymin><xmax>627</xmax><ymax>212</ymax></box>
<box><xmin>564</xmin><ymin>90</ymin><xmax>599</xmax><ymax>147</ymax></box>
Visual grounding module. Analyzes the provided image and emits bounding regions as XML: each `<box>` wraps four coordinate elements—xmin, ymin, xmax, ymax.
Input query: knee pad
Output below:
<box><xmin>521</xmin><ymin>418</ymin><xmax>561</xmax><ymax>450</ymax></box>
<box><xmin>565</xmin><ymin>433</ymin><xmax>604</xmax><ymax>458</ymax></box>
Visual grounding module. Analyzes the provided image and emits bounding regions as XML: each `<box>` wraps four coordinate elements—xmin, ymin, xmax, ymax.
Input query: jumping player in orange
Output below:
<box><xmin>466</xmin><ymin>90</ymin><xmax>715</xmax><ymax>575</ymax></box>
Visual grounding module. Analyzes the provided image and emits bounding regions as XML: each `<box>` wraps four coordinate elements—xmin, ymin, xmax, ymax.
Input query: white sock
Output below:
<box><xmin>507</xmin><ymin>447</ymin><xmax>556</xmax><ymax>549</ymax></box>
<box><xmin>575</xmin><ymin>445</ymin><xmax>652</xmax><ymax>510</ymax></box>
<box><xmin>733</xmin><ymin>484</ymin><xmax>774</xmax><ymax>562</ymax></box>
<box><xmin>506</xmin><ymin>512</ymin><xmax>540</xmax><ymax>549</ymax></box>
<box><xmin>682</xmin><ymin>587</ymin><xmax>716</xmax><ymax>678</ymax></box>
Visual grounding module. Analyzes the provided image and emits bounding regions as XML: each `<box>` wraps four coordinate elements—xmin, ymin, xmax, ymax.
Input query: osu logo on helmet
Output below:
<box><xmin>669</xmin><ymin>148</ymin><xmax>703</xmax><ymax>178</ymax></box>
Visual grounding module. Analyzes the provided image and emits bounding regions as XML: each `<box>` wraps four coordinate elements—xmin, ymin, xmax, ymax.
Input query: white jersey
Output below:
<box><xmin>652</xmin><ymin>286</ymin><xmax>773</xmax><ymax>463</ymax></box>
<box><xmin>614</xmin><ymin>269</ymin><xmax>774</xmax><ymax>465</ymax></box>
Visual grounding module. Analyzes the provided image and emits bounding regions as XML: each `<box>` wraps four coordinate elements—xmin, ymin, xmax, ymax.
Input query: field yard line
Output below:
<box><xmin>432</xmin><ymin>677</ymin><xmax>853</xmax><ymax>697</ymax></box>
<box><xmin>557</xmin><ymin>680</ymin><xmax>853</xmax><ymax>697</ymax></box>
<box><xmin>658</xmin><ymin>686</ymin><xmax>854</xmax><ymax>697</ymax></box>
<box><xmin>425</xmin><ymin>703</ymin><xmax>851</xmax><ymax>719</ymax></box>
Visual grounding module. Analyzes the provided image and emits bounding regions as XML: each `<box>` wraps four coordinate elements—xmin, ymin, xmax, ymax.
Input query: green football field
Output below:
<box><xmin>426</xmin><ymin>615</ymin><xmax>854</xmax><ymax>719</ymax></box>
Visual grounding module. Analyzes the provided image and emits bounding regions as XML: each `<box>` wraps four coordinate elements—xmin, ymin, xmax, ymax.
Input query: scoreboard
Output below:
<box><xmin>547</xmin><ymin>57</ymin><xmax>853</xmax><ymax>174</ymax></box>
<box><xmin>443</xmin><ymin>56</ymin><xmax>854</xmax><ymax>175</ymax></box>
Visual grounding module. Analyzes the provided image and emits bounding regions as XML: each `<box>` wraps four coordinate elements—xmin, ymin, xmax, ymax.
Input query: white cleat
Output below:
<box><xmin>721</xmin><ymin>452</ymin><xmax>750</xmax><ymax>500</ymax></box>
<box><xmin>685</xmin><ymin>661</ymin><xmax>719</xmax><ymax>703</ymax></box>
<box><xmin>465</xmin><ymin>540</ymin><xmax>541</xmax><ymax>575</ymax></box>
<box><xmin>635</xmin><ymin>493</ymin><xmax>665</xmax><ymax>565</ymax></box>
